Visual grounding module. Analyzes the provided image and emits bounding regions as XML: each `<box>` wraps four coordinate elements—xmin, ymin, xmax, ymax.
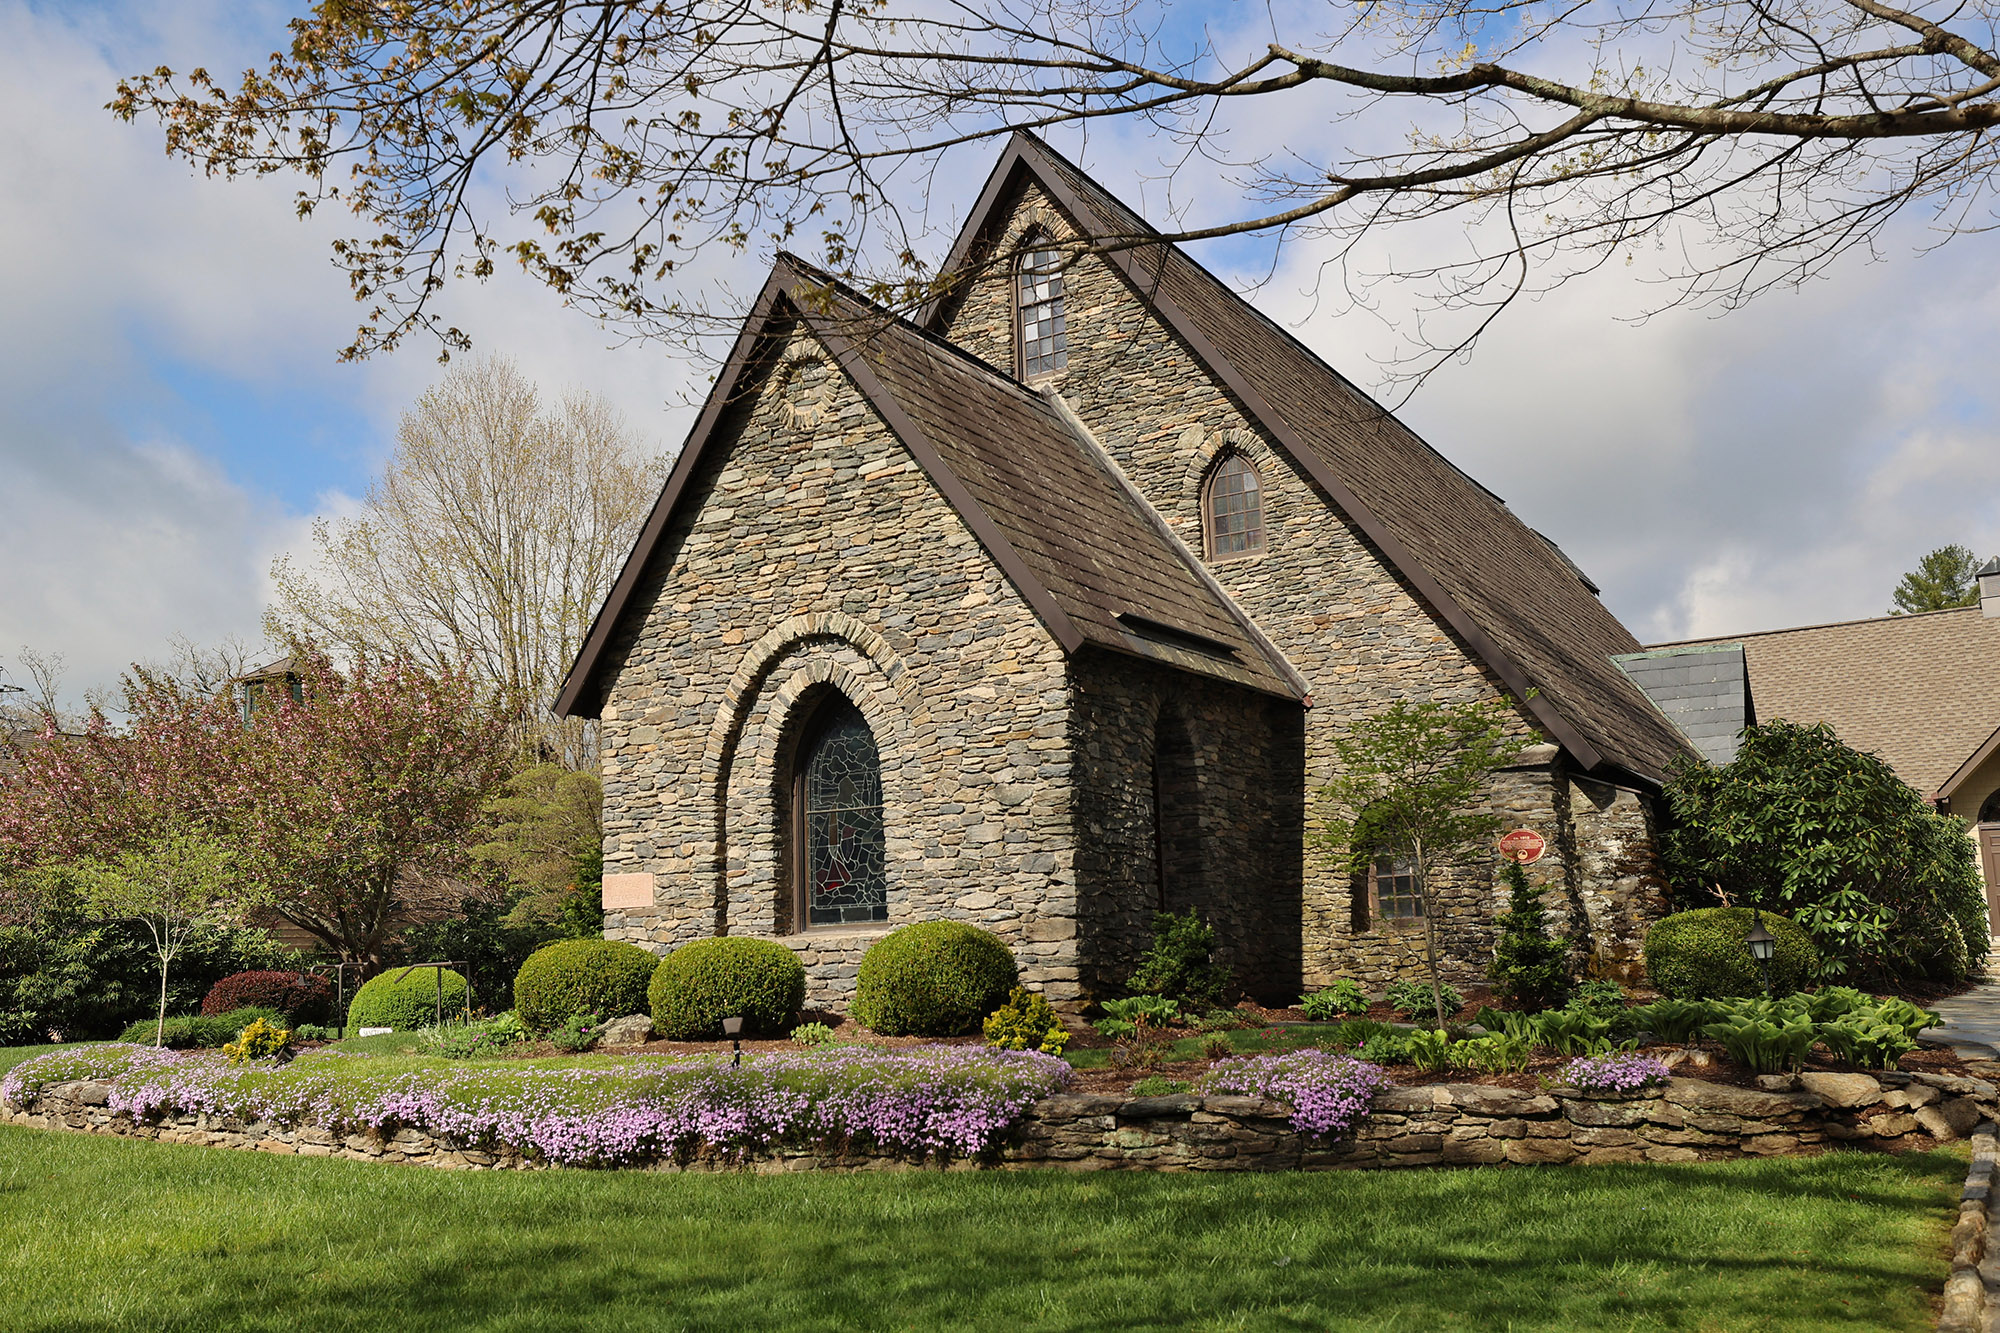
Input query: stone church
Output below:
<box><xmin>557</xmin><ymin>132</ymin><xmax>1693</xmax><ymax>1009</ymax></box>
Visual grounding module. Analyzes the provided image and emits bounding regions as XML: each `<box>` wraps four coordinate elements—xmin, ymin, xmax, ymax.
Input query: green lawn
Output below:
<box><xmin>0</xmin><ymin>1125</ymin><xmax>1960</xmax><ymax>1333</ymax></box>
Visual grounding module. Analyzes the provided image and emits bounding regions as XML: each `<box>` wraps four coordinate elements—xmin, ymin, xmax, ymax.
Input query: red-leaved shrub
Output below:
<box><xmin>200</xmin><ymin>971</ymin><xmax>332</xmax><ymax>1023</ymax></box>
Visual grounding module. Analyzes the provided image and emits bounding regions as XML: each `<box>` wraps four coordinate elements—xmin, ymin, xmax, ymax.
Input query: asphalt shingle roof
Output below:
<box><xmin>1654</xmin><ymin>607</ymin><xmax>2000</xmax><ymax>795</ymax></box>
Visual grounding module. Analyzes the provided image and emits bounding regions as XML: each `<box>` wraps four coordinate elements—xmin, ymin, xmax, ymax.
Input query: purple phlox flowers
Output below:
<box><xmin>1201</xmin><ymin>1049</ymin><xmax>1392</xmax><ymax>1137</ymax></box>
<box><xmin>3</xmin><ymin>1042</ymin><xmax>1072</xmax><ymax>1168</ymax></box>
<box><xmin>1559</xmin><ymin>1053</ymin><xmax>1672</xmax><ymax>1095</ymax></box>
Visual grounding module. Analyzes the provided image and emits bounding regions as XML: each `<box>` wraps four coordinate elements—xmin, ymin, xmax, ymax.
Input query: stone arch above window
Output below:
<box><xmin>1014</xmin><ymin>229</ymin><xmax>1069</xmax><ymax>379</ymax></box>
<box><xmin>793</xmin><ymin>693</ymin><xmax>888</xmax><ymax>928</ymax></box>
<box><xmin>763</xmin><ymin>350</ymin><xmax>834</xmax><ymax>430</ymax></box>
<box><xmin>1202</xmin><ymin>450</ymin><xmax>1265</xmax><ymax>559</ymax></box>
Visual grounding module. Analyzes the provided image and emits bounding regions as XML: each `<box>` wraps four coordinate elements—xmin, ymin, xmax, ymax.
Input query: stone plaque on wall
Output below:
<box><xmin>601</xmin><ymin>873</ymin><xmax>655</xmax><ymax>910</ymax></box>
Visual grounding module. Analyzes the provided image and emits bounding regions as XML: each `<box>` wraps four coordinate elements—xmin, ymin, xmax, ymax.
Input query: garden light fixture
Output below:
<box><xmin>1745</xmin><ymin>916</ymin><xmax>1775</xmax><ymax>996</ymax></box>
<box><xmin>723</xmin><ymin>1015</ymin><xmax>744</xmax><ymax>1067</ymax></box>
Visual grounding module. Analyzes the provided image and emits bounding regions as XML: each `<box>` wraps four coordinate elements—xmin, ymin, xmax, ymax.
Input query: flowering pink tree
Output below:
<box><xmin>0</xmin><ymin>646</ymin><xmax>511</xmax><ymax>971</ymax></box>
<box><xmin>0</xmin><ymin>669</ymin><xmax>248</xmax><ymax>879</ymax></box>
<box><xmin>232</xmin><ymin>648</ymin><xmax>511</xmax><ymax>969</ymax></box>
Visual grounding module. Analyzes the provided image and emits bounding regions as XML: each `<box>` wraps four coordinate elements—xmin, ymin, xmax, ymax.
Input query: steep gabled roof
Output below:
<box><xmin>556</xmin><ymin>258</ymin><xmax>1303</xmax><ymax>718</ymax></box>
<box><xmin>1654</xmin><ymin>606</ymin><xmax>2000</xmax><ymax>798</ymax></box>
<box><xmin>925</xmin><ymin>132</ymin><xmax>1693</xmax><ymax>783</ymax></box>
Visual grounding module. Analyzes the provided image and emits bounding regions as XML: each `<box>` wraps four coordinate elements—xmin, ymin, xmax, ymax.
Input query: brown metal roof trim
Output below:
<box><xmin>922</xmin><ymin>133</ymin><xmax>1679</xmax><ymax>777</ymax></box>
<box><xmin>555</xmin><ymin>265</ymin><xmax>799</xmax><ymax>719</ymax></box>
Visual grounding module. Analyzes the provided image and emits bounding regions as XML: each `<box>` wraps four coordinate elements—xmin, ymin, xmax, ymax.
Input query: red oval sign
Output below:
<box><xmin>1498</xmin><ymin>828</ymin><xmax>1547</xmax><ymax>864</ymax></box>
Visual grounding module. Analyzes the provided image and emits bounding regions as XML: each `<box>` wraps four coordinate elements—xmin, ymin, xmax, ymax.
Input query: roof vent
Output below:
<box><xmin>1981</xmin><ymin>557</ymin><xmax>2000</xmax><ymax>618</ymax></box>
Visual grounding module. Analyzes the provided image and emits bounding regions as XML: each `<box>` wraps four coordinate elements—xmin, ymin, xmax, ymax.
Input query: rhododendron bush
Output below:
<box><xmin>2</xmin><ymin>1043</ymin><xmax>1071</xmax><ymax>1166</ymax></box>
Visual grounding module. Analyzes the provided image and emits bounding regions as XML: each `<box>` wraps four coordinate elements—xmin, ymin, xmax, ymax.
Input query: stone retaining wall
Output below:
<box><xmin>8</xmin><ymin>1071</ymin><xmax>1992</xmax><ymax>1174</ymax></box>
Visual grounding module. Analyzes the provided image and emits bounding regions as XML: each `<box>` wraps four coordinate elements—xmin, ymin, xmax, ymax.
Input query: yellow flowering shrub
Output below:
<box><xmin>221</xmin><ymin>1017</ymin><xmax>292</xmax><ymax>1065</ymax></box>
<box><xmin>982</xmin><ymin>987</ymin><xmax>1069</xmax><ymax>1056</ymax></box>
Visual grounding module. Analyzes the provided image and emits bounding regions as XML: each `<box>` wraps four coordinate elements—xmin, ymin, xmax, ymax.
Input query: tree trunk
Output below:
<box><xmin>1415</xmin><ymin>836</ymin><xmax>1448</xmax><ymax>1032</ymax></box>
<box><xmin>155</xmin><ymin>954</ymin><xmax>170</xmax><ymax>1049</ymax></box>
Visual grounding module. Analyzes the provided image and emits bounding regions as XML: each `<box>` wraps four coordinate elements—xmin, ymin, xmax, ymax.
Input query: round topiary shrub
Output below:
<box><xmin>852</xmin><ymin>921</ymin><xmax>1018</xmax><ymax>1036</ymax></box>
<box><xmin>648</xmin><ymin>937</ymin><xmax>807</xmax><ymax>1040</ymax></box>
<box><xmin>1644</xmin><ymin>907</ymin><xmax>1819</xmax><ymax>999</ymax></box>
<box><xmin>201</xmin><ymin>970</ymin><xmax>333</xmax><ymax>1024</ymax></box>
<box><xmin>513</xmin><ymin>937</ymin><xmax>660</xmax><ymax>1032</ymax></box>
<box><xmin>348</xmin><ymin>966</ymin><xmax>471</xmax><ymax>1031</ymax></box>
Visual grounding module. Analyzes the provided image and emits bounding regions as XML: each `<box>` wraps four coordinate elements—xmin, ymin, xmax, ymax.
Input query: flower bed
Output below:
<box><xmin>1202</xmin><ymin>1050</ymin><xmax>1392</xmax><ymax>1135</ymax></box>
<box><xmin>1</xmin><ymin>1043</ymin><xmax>1071</xmax><ymax>1167</ymax></box>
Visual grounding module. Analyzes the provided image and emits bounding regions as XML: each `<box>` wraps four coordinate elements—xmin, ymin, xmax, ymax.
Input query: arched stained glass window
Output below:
<box><xmin>1203</xmin><ymin>453</ymin><xmax>1264</xmax><ymax>558</ymax></box>
<box><xmin>797</xmin><ymin>697</ymin><xmax>888</xmax><ymax>926</ymax></box>
<box><xmin>1016</xmin><ymin>237</ymin><xmax>1068</xmax><ymax>378</ymax></box>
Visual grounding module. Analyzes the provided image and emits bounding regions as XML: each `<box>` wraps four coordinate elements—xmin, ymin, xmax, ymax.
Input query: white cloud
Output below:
<box><xmin>0</xmin><ymin>1</ymin><xmax>710</xmax><ymax>701</ymax></box>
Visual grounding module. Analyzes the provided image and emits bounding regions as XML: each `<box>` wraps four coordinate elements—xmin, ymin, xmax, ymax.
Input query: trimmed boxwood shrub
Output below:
<box><xmin>1644</xmin><ymin>907</ymin><xmax>1818</xmax><ymax>999</ymax></box>
<box><xmin>648</xmin><ymin>937</ymin><xmax>806</xmax><ymax>1040</ymax></box>
<box><xmin>201</xmin><ymin>971</ymin><xmax>332</xmax><ymax>1024</ymax></box>
<box><xmin>852</xmin><ymin>921</ymin><xmax>1018</xmax><ymax>1037</ymax></box>
<box><xmin>117</xmin><ymin>1007</ymin><xmax>284</xmax><ymax>1049</ymax></box>
<box><xmin>513</xmin><ymin>938</ymin><xmax>659</xmax><ymax>1032</ymax></box>
<box><xmin>348</xmin><ymin>966</ymin><xmax>470</xmax><ymax>1031</ymax></box>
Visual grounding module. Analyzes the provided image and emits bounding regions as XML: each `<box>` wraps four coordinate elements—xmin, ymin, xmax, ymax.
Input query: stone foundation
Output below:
<box><xmin>8</xmin><ymin>1070</ymin><xmax>1989</xmax><ymax>1174</ymax></box>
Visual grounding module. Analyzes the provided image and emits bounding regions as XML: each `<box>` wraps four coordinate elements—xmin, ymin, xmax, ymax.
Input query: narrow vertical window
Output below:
<box><xmin>796</xmin><ymin>697</ymin><xmax>888</xmax><ymax>927</ymax></box>
<box><xmin>1016</xmin><ymin>239</ymin><xmax>1068</xmax><ymax>378</ymax></box>
<box><xmin>1203</xmin><ymin>453</ymin><xmax>1264</xmax><ymax>558</ymax></box>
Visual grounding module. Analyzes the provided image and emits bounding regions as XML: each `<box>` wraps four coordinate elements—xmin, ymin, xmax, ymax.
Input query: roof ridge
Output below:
<box><xmin>1649</xmin><ymin>603</ymin><xmax>1989</xmax><ymax>648</ymax></box>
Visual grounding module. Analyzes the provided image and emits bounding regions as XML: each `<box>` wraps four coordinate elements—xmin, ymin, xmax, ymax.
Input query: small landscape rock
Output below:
<box><xmin>598</xmin><ymin>1015</ymin><xmax>655</xmax><ymax>1047</ymax></box>
<box><xmin>1797</xmin><ymin>1072</ymin><xmax>1883</xmax><ymax>1109</ymax></box>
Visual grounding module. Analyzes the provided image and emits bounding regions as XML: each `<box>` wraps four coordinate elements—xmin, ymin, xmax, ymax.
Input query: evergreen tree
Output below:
<box><xmin>1890</xmin><ymin>544</ymin><xmax>1989</xmax><ymax>615</ymax></box>
<box><xmin>1488</xmin><ymin>859</ymin><xmax>1572</xmax><ymax>1011</ymax></box>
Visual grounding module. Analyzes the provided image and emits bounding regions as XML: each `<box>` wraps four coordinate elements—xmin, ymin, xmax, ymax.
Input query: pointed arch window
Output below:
<box><xmin>1203</xmin><ymin>452</ymin><xmax>1264</xmax><ymax>558</ymax></box>
<box><xmin>1016</xmin><ymin>237</ymin><xmax>1068</xmax><ymax>378</ymax></box>
<box><xmin>795</xmin><ymin>696</ymin><xmax>888</xmax><ymax>927</ymax></box>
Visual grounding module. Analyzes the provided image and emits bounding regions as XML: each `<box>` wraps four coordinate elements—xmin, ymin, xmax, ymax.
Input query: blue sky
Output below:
<box><xmin>2</xmin><ymin>0</ymin><xmax>1997</xmax><ymax>705</ymax></box>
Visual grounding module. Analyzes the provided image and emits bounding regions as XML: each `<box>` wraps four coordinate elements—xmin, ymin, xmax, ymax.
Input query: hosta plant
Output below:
<box><xmin>1533</xmin><ymin>1008</ymin><xmax>1619</xmax><ymax>1056</ymax></box>
<box><xmin>1298</xmin><ymin>979</ymin><xmax>1370</xmax><ymax>1020</ymax></box>
<box><xmin>1093</xmin><ymin>995</ymin><xmax>1180</xmax><ymax>1039</ymax></box>
<box><xmin>1384</xmin><ymin>978</ymin><xmax>1462</xmax><ymax>1022</ymax></box>
<box><xmin>1624</xmin><ymin>999</ymin><xmax>1719</xmax><ymax>1045</ymax></box>
<box><xmin>1702</xmin><ymin>1011</ymin><xmax>1817</xmax><ymax>1073</ymax></box>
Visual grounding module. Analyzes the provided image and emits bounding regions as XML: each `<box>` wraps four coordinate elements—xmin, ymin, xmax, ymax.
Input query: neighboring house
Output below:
<box><xmin>557</xmin><ymin>132</ymin><xmax>1693</xmax><ymax>1009</ymax></box>
<box><xmin>1630</xmin><ymin>561</ymin><xmax>2000</xmax><ymax>925</ymax></box>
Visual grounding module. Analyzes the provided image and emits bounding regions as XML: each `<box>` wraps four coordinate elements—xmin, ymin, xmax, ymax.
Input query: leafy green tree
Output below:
<box><xmin>72</xmin><ymin>824</ymin><xmax>270</xmax><ymax>1048</ymax></box>
<box><xmin>1318</xmin><ymin>700</ymin><xmax>1516</xmax><ymax>1031</ymax></box>
<box><xmin>1891</xmin><ymin>544</ymin><xmax>1991</xmax><ymax>615</ymax></box>
<box><xmin>1663</xmin><ymin>721</ymin><xmax>1989</xmax><ymax>985</ymax></box>
<box><xmin>469</xmin><ymin>762</ymin><xmax>604</xmax><ymax>932</ymax></box>
<box><xmin>1488</xmin><ymin>859</ymin><xmax>1573</xmax><ymax>1011</ymax></box>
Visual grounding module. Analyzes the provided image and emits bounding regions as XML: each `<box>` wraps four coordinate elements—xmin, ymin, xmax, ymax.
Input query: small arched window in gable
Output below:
<box><xmin>1015</xmin><ymin>237</ymin><xmax>1068</xmax><ymax>378</ymax></box>
<box><xmin>1203</xmin><ymin>452</ymin><xmax>1265</xmax><ymax>559</ymax></box>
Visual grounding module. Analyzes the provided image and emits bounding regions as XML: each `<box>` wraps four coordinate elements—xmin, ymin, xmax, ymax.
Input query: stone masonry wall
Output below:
<box><xmin>13</xmin><ymin>1070</ymin><xmax>1985</xmax><ymax>1174</ymax></box>
<box><xmin>594</xmin><ymin>322</ymin><xmax>1083</xmax><ymax>1006</ymax></box>
<box><xmin>1067</xmin><ymin>652</ymin><xmax>1306</xmax><ymax>1003</ymax></box>
<box><xmin>938</xmin><ymin>181</ymin><xmax>1660</xmax><ymax>989</ymax></box>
